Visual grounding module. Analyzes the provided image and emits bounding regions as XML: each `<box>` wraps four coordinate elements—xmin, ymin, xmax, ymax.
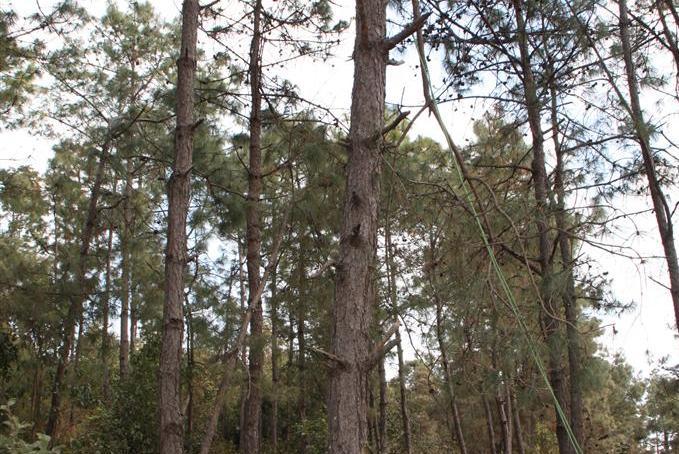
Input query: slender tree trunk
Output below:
<box><xmin>510</xmin><ymin>387</ymin><xmax>526</xmax><ymax>454</ymax></box>
<box><xmin>46</xmin><ymin>140</ymin><xmax>109</xmax><ymax>440</ymax></box>
<box><xmin>270</xmin><ymin>270</ymin><xmax>279</xmax><ymax>454</ymax></box>
<box><xmin>434</xmin><ymin>293</ymin><xmax>468</xmax><ymax>454</ymax></box>
<box><xmin>120</xmin><ymin>164</ymin><xmax>132</xmax><ymax>379</ymax></box>
<box><xmin>549</xmin><ymin>81</ymin><xmax>584</xmax><ymax>450</ymax></box>
<box><xmin>385</xmin><ymin>208</ymin><xmax>413</xmax><ymax>454</ymax></box>
<box><xmin>656</xmin><ymin>0</ymin><xmax>679</xmax><ymax>78</ymax></box>
<box><xmin>483</xmin><ymin>395</ymin><xmax>498</xmax><ymax>454</ymax></box>
<box><xmin>619</xmin><ymin>0</ymin><xmax>679</xmax><ymax>333</ymax></box>
<box><xmin>102</xmin><ymin>224</ymin><xmax>113</xmax><ymax>400</ymax></box>
<box><xmin>186</xmin><ymin>295</ymin><xmax>195</xmax><ymax>453</ymax></box>
<box><xmin>497</xmin><ymin>384</ymin><xmax>512</xmax><ymax>454</ymax></box>
<box><xmin>199</xmin><ymin>216</ymin><xmax>288</xmax><ymax>454</ymax></box>
<box><xmin>378</xmin><ymin>354</ymin><xmax>387</xmax><ymax>453</ymax></box>
<box><xmin>30</xmin><ymin>353</ymin><xmax>43</xmax><ymax>436</ymax></box>
<box><xmin>241</xmin><ymin>1</ymin><xmax>264</xmax><ymax>451</ymax></box>
<box><xmin>511</xmin><ymin>2</ymin><xmax>570</xmax><ymax>452</ymax></box>
<box><xmin>69</xmin><ymin>313</ymin><xmax>85</xmax><ymax>425</ymax></box>
<box><xmin>395</xmin><ymin>330</ymin><xmax>413</xmax><ymax>454</ymax></box>
<box><xmin>328</xmin><ymin>1</ymin><xmax>389</xmax><ymax>451</ymax></box>
<box><xmin>297</xmin><ymin>244</ymin><xmax>308</xmax><ymax>453</ymax></box>
<box><xmin>159</xmin><ymin>1</ymin><xmax>199</xmax><ymax>452</ymax></box>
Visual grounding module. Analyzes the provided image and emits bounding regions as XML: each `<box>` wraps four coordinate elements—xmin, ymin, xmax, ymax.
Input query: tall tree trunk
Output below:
<box><xmin>328</xmin><ymin>1</ymin><xmax>388</xmax><ymax>451</ymax></box>
<box><xmin>297</xmin><ymin>243</ymin><xmax>308</xmax><ymax>453</ymax></box>
<box><xmin>159</xmin><ymin>1</ymin><xmax>199</xmax><ymax>452</ymax></box>
<box><xmin>497</xmin><ymin>384</ymin><xmax>512</xmax><ymax>454</ymax></box>
<box><xmin>186</xmin><ymin>294</ymin><xmax>195</xmax><ymax>453</ymax></box>
<box><xmin>483</xmin><ymin>395</ymin><xmax>498</xmax><ymax>454</ymax></box>
<box><xmin>46</xmin><ymin>140</ymin><xmax>108</xmax><ymax>440</ymax></box>
<box><xmin>511</xmin><ymin>2</ymin><xmax>570</xmax><ymax>452</ymax></box>
<box><xmin>434</xmin><ymin>292</ymin><xmax>468</xmax><ymax>454</ymax></box>
<box><xmin>619</xmin><ymin>0</ymin><xmax>679</xmax><ymax>333</ymax></box>
<box><xmin>241</xmin><ymin>0</ymin><xmax>265</xmax><ymax>451</ymax></box>
<box><xmin>549</xmin><ymin>80</ymin><xmax>584</xmax><ymax>450</ymax></box>
<box><xmin>120</xmin><ymin>164</ymin><xmax>132</xmax><ymax>379</ymax></box>
<box><xmin>378</xmin><ymin>354</ymin><xmax>387</xmax><ymax>453</ymax></box>
<box><xmin>270</xmin><ymin>270</ymin><xmax>279</xmax><ymax>454</ymax></box>
<box><xmin>385</xmin><ymin>204</ymin><xmax>413</xmax><ymax>454</ymax></box>
<box><xmin>199</xmin><ymin>215</ymin><xmax>288</xmax><ymax>454</ymax></box>
<box><xmin>395</xmin><ymin>330</ymin><xmax>413</xmax><ymax>454</ymax></box>
<box><xmin>510</xmin><ymin>386</ymin><xmax>526</xmax><ymax>454</ymax></box>
<box><xmin>102</xmin><ymin>223</ymin><xmax>113</xmax><ymax>400</ymax></box>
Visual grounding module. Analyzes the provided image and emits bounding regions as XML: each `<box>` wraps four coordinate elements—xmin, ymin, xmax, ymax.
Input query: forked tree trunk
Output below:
<box><xmin>619</xmin><ymin>0</ymin><xmax>679</xmax><ymax>334</ymax></box>
<box><xmin>241</xmin><ymin>0</ymin><xmax>264</xmax><ymax>451</ymax></box>
<box><xmin>328</xmin><ymin>1</ymin><xmax>386</xmax><ymax>451</ymax></box>
<box><xmin>159</xmin><ymin>1</ymin><xmax>199</xmax><ymax>452</ymax></box>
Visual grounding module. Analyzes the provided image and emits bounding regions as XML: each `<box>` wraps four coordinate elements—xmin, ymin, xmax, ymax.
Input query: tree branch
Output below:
<box><xmin>383</xmin><ymin>13</ymin><xmax>431</xmax><ymax>51</ymax></box>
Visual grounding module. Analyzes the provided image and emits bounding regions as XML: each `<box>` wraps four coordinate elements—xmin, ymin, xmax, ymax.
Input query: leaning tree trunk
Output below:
<box><xmin>159</xmin><ymin>1</ymin><xmax>199</xmax><ymax>452</ymax></box>
<box><xmin>45</xmin><ymin>140</ymin><xmax>108</xmax><ymax>440</ymax></box>
<box><xmin>241</xmin><ymin>0</ymin><xmax>264</xmax><ymax>451</ymax></box>
<box><xmin>619</xmin><ymin>0</ymin><xmax>679</xmax><ymax>333</ymax></box>
<box><xmin>483</xmin><ymin>395</ymin><xmax>499</xmax><ymax>454</ymax></box>
<box><xmin>511</xmin><ymin>1</ymin><xmax>570</xmax><ymax>452</ymax></box>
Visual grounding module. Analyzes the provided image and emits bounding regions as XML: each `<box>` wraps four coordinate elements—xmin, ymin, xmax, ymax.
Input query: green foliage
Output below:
<box><xmin>70</xmin><ymin>337</ymin><xmax>160</xmax><ymax>454</ymax></box>
<box><xmin>0</xmin><ymin>400</ymin><xmax>59</xmax><ymax>453</ymax></box>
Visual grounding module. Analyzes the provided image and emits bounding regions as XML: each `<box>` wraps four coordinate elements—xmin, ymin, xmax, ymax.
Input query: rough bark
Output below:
<box><xmin>159</xmin><ymin>1</ymin><xmax>199</xmax><ymax>452</ymax></box>
<box><xmin>241</xmin><ymin>0</ymin><xmax>264</xmax><ymax>451</ymax></box>
<box><xmin>328</xmin><ymin>1</ymin><xmax>387</xmax><ymax>451</ymax></box>
<box><xmin>45</xmin><ymin>141</ymin><xmax>108</xmax><ymax>440</ymax></box>
<box><xmin>511</xmin><ymin>1</ymin><xmax>570</xmax><ymax>452</ymax></box>
<box><xmin>619</xmin><ymin>0</ymin><xmax>679</xmax><ymax>334</ymax></box>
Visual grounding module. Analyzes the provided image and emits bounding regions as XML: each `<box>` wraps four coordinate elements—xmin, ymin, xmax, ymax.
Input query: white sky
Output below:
<box><xmin>3</xmin><ymin>0</ymin><xmax>678</xmax><ymax>377</ymax></box>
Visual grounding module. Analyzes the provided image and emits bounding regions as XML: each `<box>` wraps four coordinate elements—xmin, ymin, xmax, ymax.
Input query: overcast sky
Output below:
<box><xmin>3</xmin><ymin>0</ymin><xmax>678</xmax><ymax>376</ymax></box>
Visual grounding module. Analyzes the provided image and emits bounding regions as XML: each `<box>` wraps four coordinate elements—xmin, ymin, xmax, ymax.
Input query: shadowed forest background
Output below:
<box><xmin>1</xmin><ymin>0</ymin><xmax>679</xmax><ymax>453</ymax></box>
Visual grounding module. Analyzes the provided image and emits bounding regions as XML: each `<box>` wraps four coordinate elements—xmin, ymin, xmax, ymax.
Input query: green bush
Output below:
<box><xmin>0</xmin><ymin>399</ymin><xmax>60</xmax><ymax>453</ymax></box>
